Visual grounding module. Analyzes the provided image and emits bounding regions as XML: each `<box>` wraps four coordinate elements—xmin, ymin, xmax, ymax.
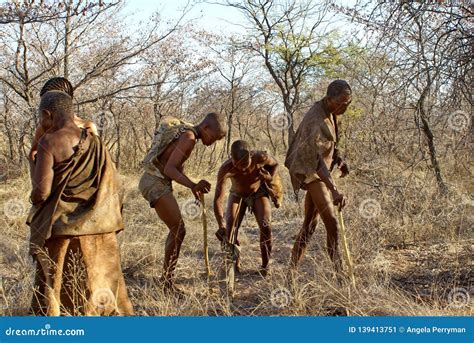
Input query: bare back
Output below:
<box><xmin>31</xmin><ymin>125</ymin><xmax>91</xmax><ymax>204</ymax></box>
<box><xmin>222</xmin><ymin>152</ymin><xmax>270</xmax><ymax>197</ymax></box>
<box><xmin>31</xmin><ymin>115</ymin><xmax>97</xmax><ymax>154</ymax></box>
<box><xmin>46</xmin><ymin>126</ymin><xmax>90</xmax><ymax>164</ymax></box>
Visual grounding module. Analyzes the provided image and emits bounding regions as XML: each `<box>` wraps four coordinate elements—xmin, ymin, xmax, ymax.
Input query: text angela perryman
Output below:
<box><xmin>348</xmin><ymin>325</ymin><xmax>467</xmax><ymax>335</ymax></box>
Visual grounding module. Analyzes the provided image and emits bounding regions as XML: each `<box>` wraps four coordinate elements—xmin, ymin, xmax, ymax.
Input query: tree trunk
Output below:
<box><xmin>226</xmin><ymin>109</ymin><xmax>233</xmax><ymax>154</ymax></box>
<box><xmin>418</xmin><ymin>101</ymin><xmax>448</xmax><ymax>194</ymax></box>
<box><xmin>63</xmin><ymin>0</ymin><xmax>73</xmax><ymax>78</ymax></box>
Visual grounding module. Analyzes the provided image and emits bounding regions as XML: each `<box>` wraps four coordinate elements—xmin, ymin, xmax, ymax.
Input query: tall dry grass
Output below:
<box><xmin>0</xmin><ymin>160</ymin><xmax>472</xmax><ymax>316</ymax></box>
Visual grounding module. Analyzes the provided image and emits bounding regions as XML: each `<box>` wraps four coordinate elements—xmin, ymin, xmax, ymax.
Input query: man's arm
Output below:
<box><xmin>163</xmin><ymin>131</ymin><xmax>197</xmax><ymax>189</ymax></box>
<box><xmin>330</xmin><ymin>148</ymin><xmax>349</xmax><ymax>178</ymax></box>
<box><xmin>30</xmin><ymin>137</ymin><xmax>55</xmax><ymax>205</ymax></box>
<box><xmin>213</xmin><ymin>162</ymin><xmax>231</xmax><ymax>230</ymax></box>
<box><xmin>315</xmin><ymin>157</ymin><xmax>346</xmax><ymax>208</ymax></box>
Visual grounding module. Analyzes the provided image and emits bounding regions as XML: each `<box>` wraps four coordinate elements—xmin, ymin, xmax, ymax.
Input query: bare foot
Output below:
<box><xmin>258</xmin><ymin>266</ymin><xmax>270</xmax><ymax>278</ymax></box>
<box><xmin>159</xmin><ymin>276</ymin><xmax>186</xmax><ymax>299</ymax></box>
<box><xmin>215</xmin><ymin>227</ymin><xmax>225</xmax><ymax>242</ymax></box>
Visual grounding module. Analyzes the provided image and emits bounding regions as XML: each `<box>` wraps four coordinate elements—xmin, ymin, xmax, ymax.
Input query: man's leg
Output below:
<box><xmin>253</xmin><ymin>196</ymin><xmax>272</xmax><ymax>276</ymax></box>
<box><xmin>290</xmin><ymin>191</ymin><xmax>319</xmax><ymax>269</ymax></box>
<box><xmin>306</xmin><ymin>180</ymin><xmax>342</xmax><ymax>272</ymax></box>
<box><xmin>225</xmin><ymin>194</ymin><xmax>247</xmax><ymax>272</ymax></box>
<box><xmin>225</xmin><ymin>194</ymin><xmax>247</xmax><ymax>242</ymax></box>
<box><xmin>153</xmin><ymin>193</ymin><xmax>186</xmax><ymax>290</ymax></box>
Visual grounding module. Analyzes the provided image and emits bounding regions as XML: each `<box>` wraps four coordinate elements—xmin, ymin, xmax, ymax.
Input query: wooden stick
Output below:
<box><xmin>228</xmin><ymin>198</ymin><xmax>242</xmax><ymax>246</ymax></box>
<box><xmin>219</xmin><ymin>197</ymin><xmax>242</xmax><ymax>301</ymax></box>
<box><xmin>337</xmin><ymin>207</ymin><xmax>356</xmax><ymax>288</ymax></box>
<box><xmin>199</xmin><ymin>193</ymin><xmax>211</xmax><ymax>279</ymax></box>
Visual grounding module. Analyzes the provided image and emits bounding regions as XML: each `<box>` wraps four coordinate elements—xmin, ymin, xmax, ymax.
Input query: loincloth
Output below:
<box><xmin>138</xmin><ymin>172</ymin><xmax>173</xmax><ymax>208</ymax></box>
<box><xmin>230</xmin><ymin>185</ymin><xmax>269</xmax><ymax>213</ymax></box>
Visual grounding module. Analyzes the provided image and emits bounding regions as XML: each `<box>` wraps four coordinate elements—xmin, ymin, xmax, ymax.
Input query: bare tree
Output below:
<box><xmin>0</xmin><ymin>0</ymin><xmax>108</xmax><ymax>24</ymax></box>
<box><xmin>335</xmin><ymin>1</ymin><xmax>473</xmax><ymax>194</ymax></box>
<box><xmin>219</xmin><ymin>0</ymin><xmax>338</xmax><ymax>145</ymax></box>
<box><xmin>200</xmin><ymin>33</ymin><xmax>260</xmax><ymax>153</ymax></box>
<box><xmin>0</xmin><ymin>0</ymin><xmax>190</xmax><ymax>168</ymax></box>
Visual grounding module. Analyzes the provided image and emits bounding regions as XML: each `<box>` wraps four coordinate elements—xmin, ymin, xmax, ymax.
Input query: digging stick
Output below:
<box><xmin>199</xmin><ymin>193</ymin><xmax>211</xmax><ymax>280</ymax></box>
<box><xmin>337</xmin><ymin>205</ymin><xmax>356</xmax><ymax>288</ymax></box>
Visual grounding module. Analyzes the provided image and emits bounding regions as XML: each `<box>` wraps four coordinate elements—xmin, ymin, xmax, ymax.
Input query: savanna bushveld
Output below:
<box><xmin>0</xmin><ymin>0</ymin><xmax>472</xmax><ymax>316</ymax></box>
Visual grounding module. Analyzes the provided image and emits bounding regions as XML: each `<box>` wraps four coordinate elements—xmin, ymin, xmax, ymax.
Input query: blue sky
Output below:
<box><xmin>121</xmin><ymin>0</ymin><xmax>357</xmax><ymax>35</ymax></box>
<box><xmin>122</xmin><ymin>0</ymin><xmax>247</xmax><ymax>34</ymax></box>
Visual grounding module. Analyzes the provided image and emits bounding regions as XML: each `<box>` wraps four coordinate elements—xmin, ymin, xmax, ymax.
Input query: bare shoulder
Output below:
<box><xmin>219</xmin><ymin>159</ymin><xmax>233</xmax><ymax>174</ymax></box>
<box><xmin>171</xmin><ymin>129</ymin><xmax>197</xmax><ymax>154</ymax></box>
<box><xmin>177</xmin><ymin>129</ymin><xmax>197</xmax><ymax>144</ymax></box>
<box><xmin>75</xmin><ymin>117</ymin><xmax>98</xmax><ymax>135</ymax></box>
<box><xmin>37</xmin><ymin>131</ymin><xmax>58</xmax><ymax>155</ymax></box>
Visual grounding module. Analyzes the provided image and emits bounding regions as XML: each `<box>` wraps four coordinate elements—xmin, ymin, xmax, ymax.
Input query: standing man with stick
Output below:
<box><xmin>139</xmin><ymin>114</ymin><xmax>226</xmax><ymax>296</ymax></box>
<box><xmin>285</xmin><ymin>80</ymin><xmax>352</xmax><ymax>274</ymax></box>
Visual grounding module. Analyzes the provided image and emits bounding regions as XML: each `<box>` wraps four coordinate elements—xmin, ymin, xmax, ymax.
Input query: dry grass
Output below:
<box><xmin>0</xmin><ymin>168</ymin><xmax>472</xmax><ymax>317</ymax></box>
